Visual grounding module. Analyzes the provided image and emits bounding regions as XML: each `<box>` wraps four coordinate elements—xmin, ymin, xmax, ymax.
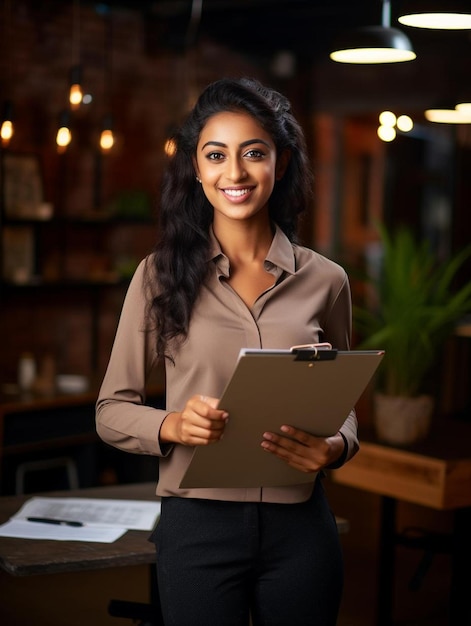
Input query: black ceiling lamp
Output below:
<box><xmin>330</xmin><ymin>0</ymin><xmax>416</xmax><ymax>64</ymax></box>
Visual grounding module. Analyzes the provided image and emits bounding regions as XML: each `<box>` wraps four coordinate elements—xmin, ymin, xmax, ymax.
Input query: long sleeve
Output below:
<box><xmin>96</xmin><ymin>259</ymin><xmax>170</xmax><ymax>457</ymax></box>
<box><xmin>322</xmin><ymin>272</ymin><xmax>359</xmax><ymax>464</ymax></box>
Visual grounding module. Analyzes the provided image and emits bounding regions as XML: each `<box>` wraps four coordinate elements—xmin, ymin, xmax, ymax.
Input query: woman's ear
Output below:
<box><xmin>275</xmin><ymin>149</ymin><xmax>291</xmax><ymax>181</ymax></box>
<box><xmin>192</xmin><ymin>156</ymin><xmax>201</xmax><ymax>182</ymax></box>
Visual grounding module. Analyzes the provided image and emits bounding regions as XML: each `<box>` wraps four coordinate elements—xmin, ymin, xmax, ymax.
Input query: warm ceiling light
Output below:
<box><xmin>399</xmin><ymin>13</ymin><xmax>471</xmax><ymax>28</ymax></box>
<box><xmin>69</xmin><ymin>65</ymin><xmax>83</xmax><ymax>109</ymax></box>
<box><xmin>56</xmin><ymin>110</ymin><xmax>72</xmax><ymax>151</ymax></box>
<box><xmin>425</xmin><ymin>108</ymin><xmax>471</xmax><ymax>124</ymax></box>
<box><xmin>330</xmin><ymin>27</ymin><xmax>416</xmax><ymax>63</ymax></box>
<box><xmin>379</xmin><ymin>111</ymin><xmax>397</xmax><ymax>126</ymax></box>
<box><xmin>456</xmin><ymin>102</ymin><xmax>471</xmax><ymax>112</ymax></box>
<box><xmin>100</xmin><ymin>115</ymin><xmax>114</xmax><ymax>151</ymax></box>
<box><xmin>330</xmin><ymin>0</ymin><xmax>416</xmax><ymax>64</ymax></box>
<box><xmin>398</xmin><ymin>1</ymin><xmax>471</xmax><ymax>29</ymax></box>
<box><xmin>378</xmin><ymin>125</ymin><xmax>396</xmax><ymax>142</ymax></box>
<box><xmin>56</xmin><ymin>126</ymin><xmax>72</xmax><ymax>149</ymax></box>
<box><xmin>397</xmin><ymin>115</ymin><xmax>414</xmax><ymax>132</ymax></box>
<box><xmin>1</xmin><ymin>101</ymin><xmax>14</xmax><ymax>146</ymax></box>
<box><xmin>100</xmin><ymin>129</ymin><xmax>114</xmax><ymax>151</ymax></box>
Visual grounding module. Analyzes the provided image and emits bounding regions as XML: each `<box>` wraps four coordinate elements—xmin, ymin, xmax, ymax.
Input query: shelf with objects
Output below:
<box><xmin>0</xmin><ymin>147</ymin><xmax>158</xmax><ymax>425</ymax></box>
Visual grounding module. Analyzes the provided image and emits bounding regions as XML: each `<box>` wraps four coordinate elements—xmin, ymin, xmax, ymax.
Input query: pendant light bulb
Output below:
<box><xmin>100</xmin><ymin>128</ymin><xmax>114</xmax><ymax>151</ymax></box>
<box><xmin>69</xmin><ymin>65</ymin><xmax>83</xmax><ymax>109</ymax></box>
<box><xmin>100</xmin><ymin>115</ymin><xmax>114</xmax><ymax>151</ymax></box>
<box><xmin>56</xmin><ymin>126</ymin><xmax>72</xmax><ymax>148</ymax></box>
<box><xmin>69</xmin><ymin>83</ymin><xmax>83</xmax><ymax>108</ymax></box>
<box><xmin>1</xmin><ymin>119</ymin><xmax>13</xmax><ymax>146</ymax></box>
<box><xmin>56</xmin><ymin>110</ymin><xmax>72</xmax><ymax>152</ymax></box>
<box><xmin>1</xmin><ymin>101</ymin><xmax>14</xmax><ymax>146</ymax></box>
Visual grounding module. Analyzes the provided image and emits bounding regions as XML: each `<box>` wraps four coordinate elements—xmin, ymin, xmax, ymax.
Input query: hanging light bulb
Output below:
<box><xmin>397</xmin><ymin>115</ymin><xmax>414</xmax><ymax>132</ymax></box>
<box><xmin>67</xmin><ymin>1</ymin><xmax>83</xmax><ymax>109</ymax></box>
<box><xmin>2</xmin><ymin>2</ymin><xmax>15</xmax><ymax>146</ymax></box>
<box><xmin>69</xmin><ymin>65</ymin><xmax>83</xmax><ymax>109</ymax></box>
<box><xmin>1</xmin><ymin>101</ymin><xmax>14</xmax><ymax>146</ymax></box>
<box><xmin>377</xmin><ymin>125</ymin><xmax>396</xmax><ymax>142</ymax></box>
<box><xmin>379</xmin><ymin>111</ymin><xmax>397</xmax><ymax>127</ymax></box>
<box><xmin>99</xmin><ymin>115</ymin><xmax>114</xmax><ymax>151</ymax></box>
<box><xmin>56</xmin><ymin>110</ymin><xmax>72</xmax><ymax>152</ymax></box>
<box><xmin>100</xmin><ymin>128</ymin><xmax>114</xmax><ymax>151</ymax></box>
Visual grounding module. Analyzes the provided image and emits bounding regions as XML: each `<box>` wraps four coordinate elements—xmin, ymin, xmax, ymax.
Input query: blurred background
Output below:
<box><xmin>1</xmin><ymin>1</ymin><xmax>470</xmax><ymax>625</ymax></box>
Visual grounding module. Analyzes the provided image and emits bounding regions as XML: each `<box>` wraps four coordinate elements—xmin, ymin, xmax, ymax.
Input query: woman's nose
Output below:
<box><xmin>227</xmin><ymin>158</ymin><xmax>247</xmax><ymax>181</ymax></box>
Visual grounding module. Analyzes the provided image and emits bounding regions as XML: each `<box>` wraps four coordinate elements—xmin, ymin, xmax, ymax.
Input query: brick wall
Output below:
<box><xmin>0</xmin><ymin>0</ymin><xmax>265</xmax><ymax>387</ymax></box>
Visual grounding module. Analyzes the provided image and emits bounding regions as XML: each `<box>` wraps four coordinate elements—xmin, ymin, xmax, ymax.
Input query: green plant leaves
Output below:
<box><xmin>354</xmin><ymin>225</ymin><xmax>471</xmax><ymax>397</ymax></box>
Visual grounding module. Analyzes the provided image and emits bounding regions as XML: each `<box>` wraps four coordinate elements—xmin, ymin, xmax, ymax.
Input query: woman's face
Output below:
<box><xmin>194</xmin><ymin>111</ymin><xmax>285</xmax><ymax>226</ymax></box>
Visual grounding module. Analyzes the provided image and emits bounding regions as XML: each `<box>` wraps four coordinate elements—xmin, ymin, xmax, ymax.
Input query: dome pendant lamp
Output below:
<box><xmin>330</xmin><ymin>0</ymin><xmax>416</xmax><ymax>64</ymax></box>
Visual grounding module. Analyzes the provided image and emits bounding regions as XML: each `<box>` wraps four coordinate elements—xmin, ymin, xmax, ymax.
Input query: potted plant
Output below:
<box><xmin>354</xmin><ymin>224</ymin><xmax>471</xmax><ymax>445</ymax></box>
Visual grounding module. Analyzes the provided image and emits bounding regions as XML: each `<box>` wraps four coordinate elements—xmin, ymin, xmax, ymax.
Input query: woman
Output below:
<box><xmin>96</xmin><ymin>77</ymin><xmax>358</xmax><ymax>626</ymax></box>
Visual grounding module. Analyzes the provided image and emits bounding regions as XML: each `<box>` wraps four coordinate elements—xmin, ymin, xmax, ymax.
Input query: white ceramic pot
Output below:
<box><xmin>373</xmin><ymin>393</ymin><xmax>434</xmax><ymax>446</ymax></box>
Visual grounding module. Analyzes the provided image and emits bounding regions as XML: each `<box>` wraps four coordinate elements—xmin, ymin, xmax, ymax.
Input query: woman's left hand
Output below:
<box><xmin>261</xmin><ymin>425</ymin><xmax>345</xmax><ymax>473</ymax></box>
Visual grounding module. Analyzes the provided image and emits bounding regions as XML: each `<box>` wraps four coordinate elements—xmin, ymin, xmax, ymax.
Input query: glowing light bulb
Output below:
<box><xmin>56</xmin><ymin>126</ymin><xmax>72</xmax><ymax>150</ymax></box>
<box><xmin>1</xmin><ymin>119</ymin><xmax>14</xmax><ymax>145</ymax></box>
<box><xmin>69</xmin><ymin>83</ymin><xmax>83</xmax><ymax>108</ymax></box>
<box><xmin>379</xmin><ymin>111</ymin><xmax>396</xmax><ymax>127</ymax></box>
<box><xmin>377</xmin><ymin>125</ymin><xmax>396</xmax><ymax>142</ymax></box>
<box><xmin>100</xmin><ymin>128</ymin><xmax>114</xmax><ymax>151</ymax></box>
<box><xmin>397</xmin><ymin>115</ymin><xmax>413</xmax><ymax>132</ymax></box>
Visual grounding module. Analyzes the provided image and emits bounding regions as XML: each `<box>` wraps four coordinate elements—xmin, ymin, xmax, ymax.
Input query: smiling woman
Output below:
<box><xmin>96</xmin><ymin>77</ymin><xmax>358</xmax><ymax>626</ymax></box>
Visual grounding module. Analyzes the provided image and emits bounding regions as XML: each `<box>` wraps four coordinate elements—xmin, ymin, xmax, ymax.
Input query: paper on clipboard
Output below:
<box><xmin>180</xmin><ymin>348</ymin><xmax>384</xmax><ymax>489</ymax></box>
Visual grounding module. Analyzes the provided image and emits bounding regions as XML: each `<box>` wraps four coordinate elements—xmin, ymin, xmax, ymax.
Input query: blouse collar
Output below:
<box><xmin>208</xmin><ymin>224</ymin><xmax>296</xmax><ymax>278</ymax></box>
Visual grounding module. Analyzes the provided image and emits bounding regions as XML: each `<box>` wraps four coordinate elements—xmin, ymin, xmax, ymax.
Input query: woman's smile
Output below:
<box><xmin>219</xmin><ymin>186</ymin><xmax>256</xmax><ymax>202</ymax></box>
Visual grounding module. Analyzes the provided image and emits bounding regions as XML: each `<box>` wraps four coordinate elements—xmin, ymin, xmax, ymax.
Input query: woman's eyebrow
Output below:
<box><xmin>200</xmin><ymin>138</ymin><xmax>271</xmax><ymax>151</ymax></box>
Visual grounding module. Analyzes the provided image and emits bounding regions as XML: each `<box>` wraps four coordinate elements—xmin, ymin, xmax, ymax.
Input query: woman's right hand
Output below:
<box><xmin>159</xmin><ymin>395</ymin><xmax>228</xmax><ymax>446</ymax></box>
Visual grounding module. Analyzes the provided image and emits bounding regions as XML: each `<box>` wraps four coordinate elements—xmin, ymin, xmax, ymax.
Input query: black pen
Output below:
<box><xmin>26</xmin><ymin>517</ymin><xmax>83</xmax><ymax>527</ymax></box>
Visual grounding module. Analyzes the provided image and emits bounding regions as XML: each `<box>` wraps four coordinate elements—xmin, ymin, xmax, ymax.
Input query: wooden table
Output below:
<box><xmin>332</xmin><ymin>419</ymin><xmax>471</xmax><ymax>626</ymax></box>
<box><xmin>0</xmin><ymin>482</ymin><xmax>159</xmax><ymax>576</ymax></box>
<box><xmin>0</xmin><ymin>482</ymin><xmax>163</xmax><ymax>625</ymax></box>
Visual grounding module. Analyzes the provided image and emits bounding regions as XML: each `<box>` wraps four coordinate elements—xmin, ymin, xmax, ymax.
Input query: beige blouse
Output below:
<box><xmin>96</xmin><ymin>226</ymin><xmax>359</xmax><ymax>503</ymax></box>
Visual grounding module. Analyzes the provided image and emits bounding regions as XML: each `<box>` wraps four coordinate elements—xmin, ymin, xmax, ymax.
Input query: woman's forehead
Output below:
<box><xmin>197</xmin><ymin>111</ymin><xmax>273</xmax><ymax>147</ymax></box>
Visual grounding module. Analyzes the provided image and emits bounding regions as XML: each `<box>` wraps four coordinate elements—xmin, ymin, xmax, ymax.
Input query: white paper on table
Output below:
<box><xmin>11</xmin><ymin>497</ymin><xmax>161</xmax><ymax>530</ymax></box>
<box><xmin>0</xmin><ymin>518</ymin><xmax>127</xmax><ymax>543</ymax></box>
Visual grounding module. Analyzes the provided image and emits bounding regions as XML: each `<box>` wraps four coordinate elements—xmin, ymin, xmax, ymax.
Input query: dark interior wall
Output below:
<box><xmin>0</xmin><ymin>1</ymin><xmax>267</xmax><ymax>385</ymax></box>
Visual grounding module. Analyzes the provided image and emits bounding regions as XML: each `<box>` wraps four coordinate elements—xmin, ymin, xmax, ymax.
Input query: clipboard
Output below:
<box><xmin>180</xmin><ymin>346</ymin><xmax>384</xmax><ymax>489</ymax></box>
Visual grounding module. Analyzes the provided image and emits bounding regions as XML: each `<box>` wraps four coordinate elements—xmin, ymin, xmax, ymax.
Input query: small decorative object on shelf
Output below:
<box><xmin>18</xmin><ymin>352</ymin><xmax>37</xmax><ymax>393</ymax></box>
<box><xmin>2</xmin><ymin>152</ymin><xmax>49</xmax><ymax>220</ymax></box>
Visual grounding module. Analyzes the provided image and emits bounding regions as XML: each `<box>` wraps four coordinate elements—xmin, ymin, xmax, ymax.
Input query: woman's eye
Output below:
<box><xmin>207</xmin><ymin>152</ymin><xmax>225</xmax><ymax>161</ymax></box>
<box><xmin>244</xmin><ymin>149</ymin><xmax>264</xmax><ymax>159</ymax></box>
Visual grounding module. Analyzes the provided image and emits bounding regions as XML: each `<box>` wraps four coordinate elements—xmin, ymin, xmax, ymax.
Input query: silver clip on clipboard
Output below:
<box><xmin>180</xmin><ymin>345</ymin><xmax>384</xmax><ymax>489</ymax></box>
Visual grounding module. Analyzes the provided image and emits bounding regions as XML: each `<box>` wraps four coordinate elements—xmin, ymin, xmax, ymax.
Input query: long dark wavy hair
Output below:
<box><xmin>147</xmin><ymin>77</ymin><xmax>313</xmax><ymax>360</ymax></box>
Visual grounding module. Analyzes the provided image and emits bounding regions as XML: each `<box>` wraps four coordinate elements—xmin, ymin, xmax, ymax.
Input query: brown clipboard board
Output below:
<box><xmin>180</xmin><ymin>347</ymin><xmax>384</xmax><ymax>489</ymax></box>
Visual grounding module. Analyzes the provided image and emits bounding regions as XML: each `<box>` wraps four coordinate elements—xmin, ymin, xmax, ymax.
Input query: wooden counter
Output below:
<box><xmin>333</xmin><ymin>421</ymin><xmax>471</xmax><ymax>510</ymax></box>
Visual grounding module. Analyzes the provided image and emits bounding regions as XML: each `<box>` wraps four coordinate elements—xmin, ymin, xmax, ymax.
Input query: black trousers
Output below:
<box><xmin>150</xmin><ymin>478</ymin><xmax>343</xmax><ymax>626</ymax></box>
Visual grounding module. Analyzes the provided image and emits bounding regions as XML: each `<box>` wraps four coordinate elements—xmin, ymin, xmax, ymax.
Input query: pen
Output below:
<box><xmin>26</xmin><ymin>517</ymin><xmax>84</xmax><ymax>527</ymax></box>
